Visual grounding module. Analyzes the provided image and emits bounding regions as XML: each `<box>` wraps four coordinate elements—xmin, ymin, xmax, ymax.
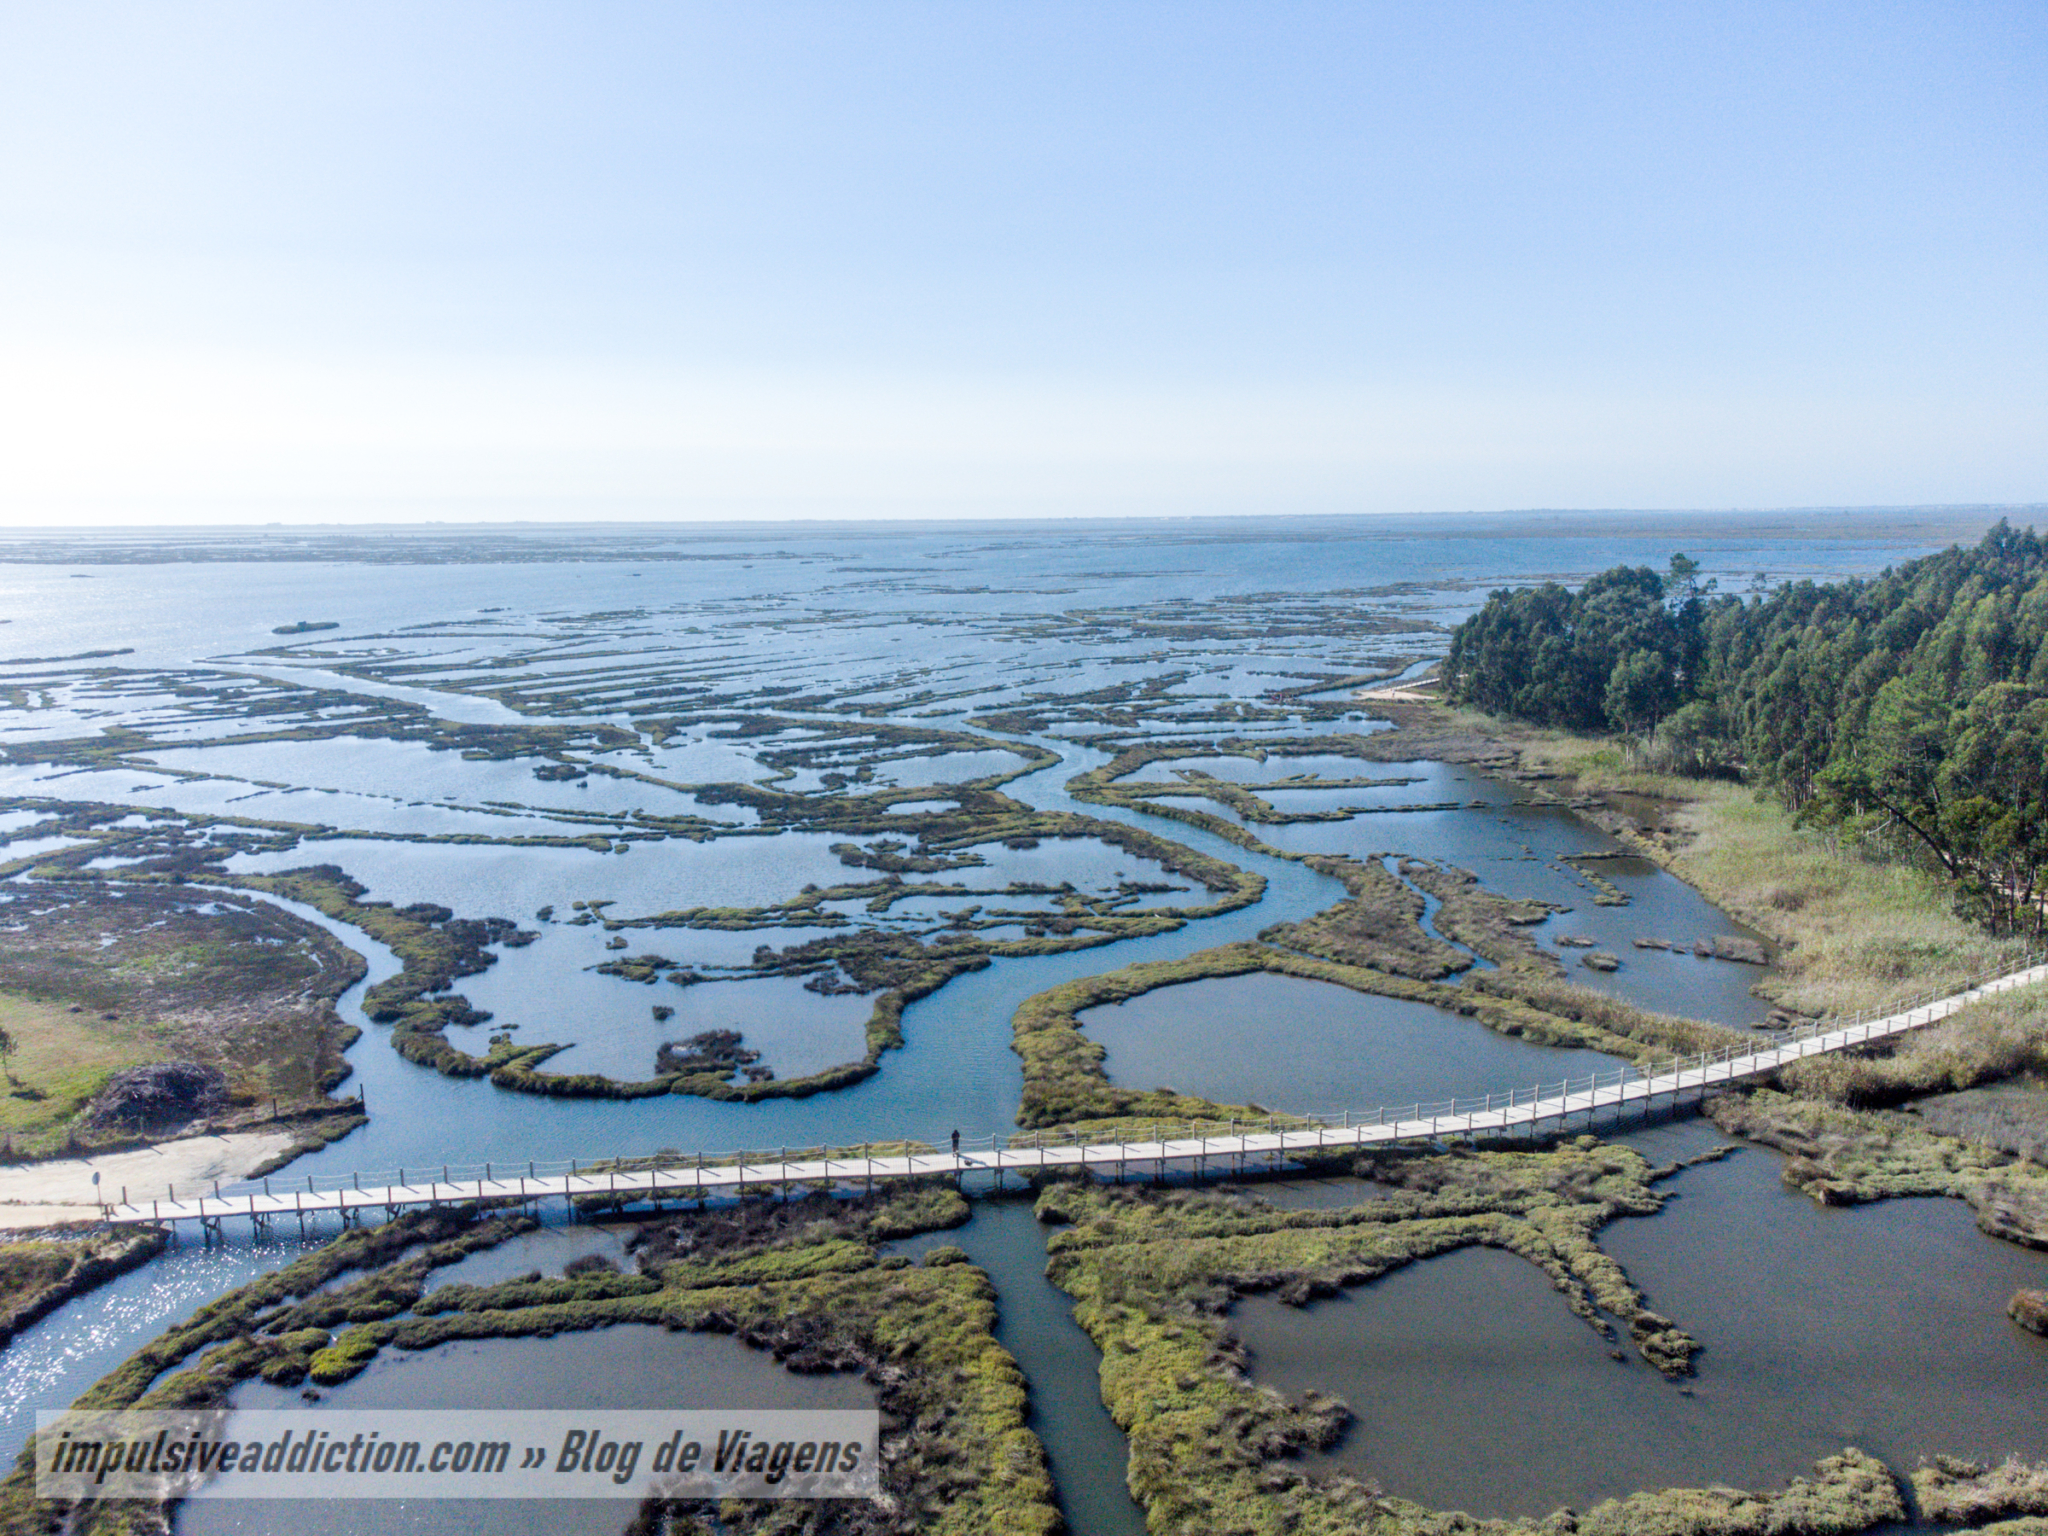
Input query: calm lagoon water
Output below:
<box><xmin>1</xmin><ymin>516</ymin><xmax>2015</xmax><ymax>1521</ymax></box>
<box><xmin>1082</xmin><ymin>970</ymin><xmax>1622</xmax><ymax>1116</ymax></box>
<box><xmin>1235</xmin><ymin>1120</ymin><xmax>2048</xmax><ymax>1519</ymax></box>
<box><xmin>181</xmin><ymin>1325</ymin><xmax>875</xmax><ymax>1536</ymax></box>
<box><xmin>223</xmin><ymin>833</ymin><xmax>861</xmax><ymax>920</ymax></box>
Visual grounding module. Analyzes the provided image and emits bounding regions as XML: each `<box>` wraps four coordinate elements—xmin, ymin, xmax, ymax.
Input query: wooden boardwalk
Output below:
<box><xmin>107</xmin><ymin>956</ymin><xmax>2048</xmax><ymax>1232</ymax></box>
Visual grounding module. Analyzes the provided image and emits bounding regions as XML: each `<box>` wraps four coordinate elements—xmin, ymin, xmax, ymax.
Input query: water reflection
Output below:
<box><xmin>1233</xmin><ymin>1126</ymin><xmax>2048</xmax><ymax>1517</ymax></box>
<box><xmin>1082</xmin><ymin>971</ymin><xmax>1623</xmax><ymax>1116</ymax></box>
<box><xmin>0</xmin><ymin>1234</ymin><xmax>328</xmax><ymax>1464</ymax></box>
<box><xmin>921</xmin><ymin>1199</ymin><xmax>1149</xmax><ymax>1536</ymax></box>
<box><xmin>181</xmin><ymin>1326</ymin><xmax>876</xmax><ymax>1536</ymax></box>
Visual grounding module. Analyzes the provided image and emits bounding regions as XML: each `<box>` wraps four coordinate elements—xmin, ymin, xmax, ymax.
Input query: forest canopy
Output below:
<box><xmin>1442</xmin><ymin>522</ymin><xmax>2048</xmax><ymax>938</ymax></box>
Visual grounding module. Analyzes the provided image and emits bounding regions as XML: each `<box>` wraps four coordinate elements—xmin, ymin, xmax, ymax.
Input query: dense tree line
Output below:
<box><xmin>1443</xmin><ymin>522</ymin><xmax>2048</xmax><ymax>938</ymax></box>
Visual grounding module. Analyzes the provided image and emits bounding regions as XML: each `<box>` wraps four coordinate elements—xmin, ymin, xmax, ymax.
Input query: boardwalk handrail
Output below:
<box><xmin>103</xmin><ymin>949</ymin><xmax>2048</xmax><ymax>1225</ymax></box>
<box><xmin>1012</xmin><ymin>945</ymin><xmax>2048</xmax><ymax>1151</ymax></box>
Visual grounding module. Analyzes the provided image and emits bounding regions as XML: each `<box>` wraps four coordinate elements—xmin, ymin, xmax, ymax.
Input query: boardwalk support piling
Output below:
<box><xmin>87</xmin><ymin>957</ymin><xmax>2048</xmax><ymax>1232</ymax></box>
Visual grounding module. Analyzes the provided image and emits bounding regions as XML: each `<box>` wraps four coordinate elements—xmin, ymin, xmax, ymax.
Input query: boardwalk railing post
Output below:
<box><xmin>96</xmin><ymin>951</ymin><xmax>2047</xmax><ymax>1233</ymax></box>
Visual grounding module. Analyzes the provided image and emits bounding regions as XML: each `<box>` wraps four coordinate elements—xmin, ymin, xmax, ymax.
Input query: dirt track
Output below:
<box><xmin>0</xmin><ymin>1131</ymin><xmax>297</xmax><ymax>1228</ymax></box>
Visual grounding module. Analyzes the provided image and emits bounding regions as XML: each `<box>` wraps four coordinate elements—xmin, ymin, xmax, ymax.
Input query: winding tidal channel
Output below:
<box><xmin>3</xmin><ymin>519</ymin><xmax>2043</xmax><ymax>1532</ymax></box>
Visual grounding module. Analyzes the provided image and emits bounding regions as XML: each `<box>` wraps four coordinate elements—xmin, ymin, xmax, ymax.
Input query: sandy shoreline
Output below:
<box><xmin>0</xmin><ymin>1131</ymin><xmax>298</xmax><ymax>1229</ymax></box>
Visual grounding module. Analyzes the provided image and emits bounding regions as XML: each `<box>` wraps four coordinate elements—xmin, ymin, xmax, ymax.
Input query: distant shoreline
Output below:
<box><xmin>0</xmin><ymin>504</ymin><xmax>2028</xmax><ymax>544</ymax></box>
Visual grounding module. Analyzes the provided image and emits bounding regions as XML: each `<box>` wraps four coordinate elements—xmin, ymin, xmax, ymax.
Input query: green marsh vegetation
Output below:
<box><xmin>1392</xmin><ymin>858</ymin><xmax>1566</xmax><ymax>972</ymax></box>
<box><xmin>2</xmin><ymin>1207</ymin><xmax>533</xmax><ymax>1418</ymax></box>
<box><xmin>1010</xmin><ymin>932</ymin><xmax>1741</xmax><ymax>1132</ymax></box>
<box><xmin>1015</xmin><ymin>726</ymin><xmax>1759</xmax><ymax>1133</ymax></box>
<box><xmin>1913</xmin><ymin>1078</ymin><xmax>2048</xmax><ymax>1167</ymax></box>
<box><xmin>1030</xmin><ymin>1151</ymin><xmax>1932</xmax><ymax>1536</ymax></box>
<box><xmin>0</xmin><ymin>879</ymin><xmax>365</xmax><ymax>1159</ymax></box>
<box><xmin>1071</xmin><ymin>738</ymin><xmax>1427</xmax><ymax>828</ymax></box>
<box><xmin>1</xmin><ymin>688</ymin><xmax>1282</xmax><ymax>1102</ymax></box>
<box><xmin>1067</xmin><ymin>735</ymin><xmax>1441</xmax><ymax>856</ymax></box>
<box><xmin>0</xmin><ymin>1186</ymin><xmax>1059</xmax><ymax>1536</ymax></box>
<box><xmin>224</xmin><ymin>864</ymin><xmax>542</xmax><ymax>1080</ymax></box>
<box><xmin>264</xmin><ymin>788</ymin><xmax>1277</xmax><ymax>1102</ymax></box>
<box><xmin>1010</xmin><ymin>838</ymin><xmax>1749</xmax><ymax>1131</ymax></box>
<box><xmin>1466</xmin><ymin>715</ymin><xmax>2034</xmax><ymax>1026</ymax></box>
<box><xmin>1258</xmin><ymin>853</ymin><xmax>1469</xmax><ymax>980</ymax></box>
<box><xmin>1706</xmin><ymin>1088</ymin><xmax>2048</xmax><ymax>1245</ymax></box>
<box><xmin>1914</xmin><ymin>1457</ymin><xmax>2048</xmax><ymax>1529</ymax></box>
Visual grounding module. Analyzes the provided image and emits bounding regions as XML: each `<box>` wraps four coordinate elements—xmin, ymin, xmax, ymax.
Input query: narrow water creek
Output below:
<box><xmin>1395</xmin><ymin>854</ymin><xmax>1491</xmax><ymax>975</ymax></box>
<box><xmin>10</xmin><ymin>735</ymin><xmax>1967</xmax><ymax>1530</ymax></box>
<box><xmin>887</xmin><ymin>1199</ymin><xmax>1150</xmax><ymax>1536</ymax></box>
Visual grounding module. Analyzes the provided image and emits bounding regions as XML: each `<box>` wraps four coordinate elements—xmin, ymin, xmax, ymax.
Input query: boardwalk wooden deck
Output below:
<box><xmin>106</xmin><ymin>957</ymin><xmax>2048</xmax><ymax>1232</ymax></box>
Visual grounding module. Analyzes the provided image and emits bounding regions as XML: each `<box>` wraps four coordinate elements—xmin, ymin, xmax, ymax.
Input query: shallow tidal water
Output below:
<box><xmin>1196</xmin><ymin>756</ymin><xmax>1783</xmax><ymax>1027</ymax></box>
<box><xmin>891</xmin><ymin>1199</ymin><xmax>1151</xmax><ymax>1536</ymax></box>
<box><xmin>177</xmin><ymin>1324</ymin><xmax>875</xmax><ymax>1536</ymax></box>
<box><xmin>1082</xmin><ymin>969</ymin><xmax>1622</xmax><ymax>1117</ymax></box>
<box><xmin>1233</xmin><ymin>1120</ymin><xmax>2048</xmax><ymax>1519</ymax></box>
<box><xmin>2</xmin><ymin>518</ymin><xmax>2019</xmax><ymax>1524</ymax></box>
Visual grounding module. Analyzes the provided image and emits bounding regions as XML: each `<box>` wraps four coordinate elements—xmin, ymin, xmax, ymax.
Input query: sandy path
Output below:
<box><xmin>1354</xmin><ymin>683</ymin><xmax>1440</xmax><ymax>703</ymax></box>
<box><xmin>0</xmin><ymin>1131</ymin><xmax>298</xmax><ymax>1228</ymax></box>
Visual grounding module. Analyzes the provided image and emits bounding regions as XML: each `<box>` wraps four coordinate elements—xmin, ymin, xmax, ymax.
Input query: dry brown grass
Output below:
<box><xmin>1492</xmin><ymin>727</ymin><xmax>2034</xmax><ymax>1021</ymax></box>
<box><xmin>0</xmin><ymin>883</ymin><xmax>363</xmax><ymax>1158</ymax></box>
<box><xmin>1778</xmin><ymin>991</ymin><xmax>2048</xmax><ymax>1109</ymax></box>
<box><xmin>1913</xmin><ymin>1455</ymin><xmax>2048</xmax><ymax>1526</ymax></box>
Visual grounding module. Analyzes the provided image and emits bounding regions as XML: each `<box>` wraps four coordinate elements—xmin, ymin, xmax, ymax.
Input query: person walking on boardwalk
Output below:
<box><xmin>951</xmin><ymin>1129</ymin><xmax>960</xmax><ymax>1156</ymax></box>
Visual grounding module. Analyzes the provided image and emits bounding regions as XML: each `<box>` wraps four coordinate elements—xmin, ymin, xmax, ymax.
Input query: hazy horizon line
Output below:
<box><xmin>1</xmin><ymin>501</ymin><xmax>2040</xmax><ymax>537</ymax></box>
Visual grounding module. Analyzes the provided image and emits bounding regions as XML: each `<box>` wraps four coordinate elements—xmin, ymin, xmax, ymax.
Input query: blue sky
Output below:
<box><xmin>1</xmin><ymin>2</ymin><xmax>2042</xmax><ymax>523</ymax></box>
